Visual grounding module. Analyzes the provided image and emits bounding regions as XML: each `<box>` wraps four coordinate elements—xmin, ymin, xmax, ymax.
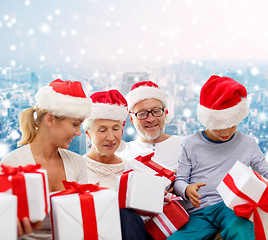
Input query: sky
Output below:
<box><xmin>1</xmin><ymin>0</ymin><xmax>268</xmax><ymax>79</ymax></box>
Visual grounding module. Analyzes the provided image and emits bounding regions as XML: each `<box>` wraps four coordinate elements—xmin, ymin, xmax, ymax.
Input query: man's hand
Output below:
<box><xmin>185</xmin><ymin>182</ymin><xmax>206</xmax><ymax>208</ymax></box>
<box><xmin>17</xmin><ymin>217</ymin><xmax>42</xmax><ymax>237</ymax></box>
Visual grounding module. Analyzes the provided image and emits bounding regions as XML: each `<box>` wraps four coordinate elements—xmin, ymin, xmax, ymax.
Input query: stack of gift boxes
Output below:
<box><xmin>117</xmin><ymin>153</ymin><xmax>189</xmax><ymax>240</ymax></box>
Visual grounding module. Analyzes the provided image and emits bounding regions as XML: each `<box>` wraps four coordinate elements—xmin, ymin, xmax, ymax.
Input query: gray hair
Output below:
<box><xmin>82</xmin><ymin>117</ymin><xmax>95</xmax><ymax>132</ymax></box>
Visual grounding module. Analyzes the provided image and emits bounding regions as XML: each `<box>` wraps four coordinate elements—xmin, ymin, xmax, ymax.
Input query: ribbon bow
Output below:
<box><xmin>223</xmin><ymin>171</ymin><xmax>268</xmax><ymax>240</ymax></box>
<box><xmin>135</xmin><ymin>153</ymin><xmax>175</xmax><ymax>181</ymax></box>
<box><xmin>61</xmin><ymin>180</ymin><xmax>107</xmax><ymax>194</ymax></box>
<box><xmin>1</xmin><ymin>164</ymin><xmax>41</xmax><ymax>176</ymax></box>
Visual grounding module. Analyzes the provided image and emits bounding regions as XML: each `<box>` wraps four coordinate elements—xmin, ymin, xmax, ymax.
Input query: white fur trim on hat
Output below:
<box><xmin>126</xmin><ymin>86</ymin><xmax>168</xmax><ymax>111</ymax></box>
<box><xmin>83</xmin><ymin>102</ymin><xmax>128</xmax><ymax>131</ymax></box>
<box><xmin>35</xmin><ymin>86</ymin><xmax>92</xmax><ymax>119</ymax></box>
<box><xmin>91</xmin><ymin>102</ymin><xmax>128</xmax><ymax>122</ymax></box>
<box><xmin>197</xmin><ymin>98</ymin><xmax>249</xmax><ymax>130</ymax></box>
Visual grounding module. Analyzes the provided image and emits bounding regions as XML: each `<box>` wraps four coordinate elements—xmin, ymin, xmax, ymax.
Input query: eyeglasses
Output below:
<box><xmin>130</xmin><ymin>108</ymin><xmax>165</xmax><ymax>120</ymax></box>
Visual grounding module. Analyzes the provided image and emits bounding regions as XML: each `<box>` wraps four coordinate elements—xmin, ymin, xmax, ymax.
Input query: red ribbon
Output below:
<box><xmin>51</xmin><ymin>181</ymin><xmax>107</xmax><ymax>240</ymax></box>
<box><xmin>223</xmin><ymin>172</ymin><xmax>268</xmax><ymax>240</ymax></box>
<box><xmin>135</xmin><ymin>153</ymin><xmax>175</xmax><ymax>182</ymax></box>
<box><xmin>118</xmin><ymin>170</ymin><xmax>133</xmax><ymax>209</ymax></box>
<box><xmin>0</xmin><ymin>175</ymin><xmax>13</xmax><ymax>192</ymax></box>
<box><xmin>0</xmin><ymin>164</ymin><xmax>49</xmax><ymax>220</ymax></box>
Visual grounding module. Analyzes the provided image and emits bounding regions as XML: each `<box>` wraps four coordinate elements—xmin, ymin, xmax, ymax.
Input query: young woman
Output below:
<box><xmin>1</xmin><ymin>79</ymin><xmax>92</xmax><ymax>239</ymax></box>
<box><xmin>83</xmin><ymin>89</ymin><xmax>146</xmax><ymax>240</ymax></box>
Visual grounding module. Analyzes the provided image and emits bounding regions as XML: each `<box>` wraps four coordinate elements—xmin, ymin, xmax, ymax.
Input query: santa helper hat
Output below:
<box><xmin>89</xmin><ymin>89</ymin><xmax>128</xmax><ymax>122</ymax></box>
<box><xmin>126</xmin><ymin>81</ymin><xmax>168</xmax><ymax>111</ymax></box>
<box><xmin>126</xmin><ymin>81</ymin><xmax>171</xmax><ymax>122</ymax></box>
<box><xmin>35</xmin><ymin>79</ymin><xmax>92</xmax><ymax>119</ymax></box>
<box><xmin>197</xmin><ymin>75</ymin><xmax>249</xmax><ymax>130</ymax></box>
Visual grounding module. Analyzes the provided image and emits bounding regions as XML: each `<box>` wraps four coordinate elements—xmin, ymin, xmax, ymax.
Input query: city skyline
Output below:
<box><xmin>0</xmin><ymin>60</ymin><xmax>267</xmax><ymax>161</ymax></box>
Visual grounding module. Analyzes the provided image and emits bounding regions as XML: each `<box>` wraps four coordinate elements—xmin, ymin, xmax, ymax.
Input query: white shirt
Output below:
<box><xmin>116</xmin><ymin>135</ymin><xmax>183</xmax><ymax>171</ymax></box>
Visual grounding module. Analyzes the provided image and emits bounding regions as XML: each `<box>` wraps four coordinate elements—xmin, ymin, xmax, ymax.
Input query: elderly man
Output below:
<box><xmin>116</xmin><ymin>80</ymin><xmax>222</xmax><ymax>240</ymax></box>
<box><xmin>116</xmin><ymin>80</ymin><xmax>182</xmax><ymax>172</ymax></box>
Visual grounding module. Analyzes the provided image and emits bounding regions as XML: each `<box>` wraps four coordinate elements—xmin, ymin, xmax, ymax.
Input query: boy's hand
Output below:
<box><xmin>185</xmin><ymin>182</ymin><xmax>206</xmax><ymax>208</ymax></box>
<box><xmin>17</xmin><ymin>217</ymin><xmax>42</xmax><ymax>237</ymax></box>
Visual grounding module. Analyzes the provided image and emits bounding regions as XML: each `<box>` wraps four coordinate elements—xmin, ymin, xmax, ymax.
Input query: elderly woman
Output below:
<box><xmin>83</xmin><ymin>89</ymin><xmax>146</xmax><ymax>240</ymax></box>
<box><xmin>82</xmin><ymin>89</ymin><xmax>128</xmax><ymax>190</ymax></box>
<box><xmin>1</xmin><ymin>79</ymin><xmax>92</xmax><ymax>239</ymax></box>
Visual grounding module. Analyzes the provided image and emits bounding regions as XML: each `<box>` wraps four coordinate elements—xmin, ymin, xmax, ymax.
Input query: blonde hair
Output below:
<box><xmin>17</xmin><ymin>107</ymin><xmax>67</xmax><ymax>147</ymax></box>
<box><xmin>17</xmin><ymin>107</ymin><xmax>47</xmax><ymax>147</ymax></box>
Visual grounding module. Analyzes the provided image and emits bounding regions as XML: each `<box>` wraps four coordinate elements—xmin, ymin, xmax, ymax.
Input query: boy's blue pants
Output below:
<box><xmin>167</xmin><ymin>201</ymin><xmax>255</xmax><ymax>240</ymax></box>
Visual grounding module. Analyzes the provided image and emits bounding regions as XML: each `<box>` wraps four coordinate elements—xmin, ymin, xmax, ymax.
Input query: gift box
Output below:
<box><xmin>145</xmin><ymin>199</ymin><xmax>189</xmax><ymax>240</ymax></box>
<box><xmin>117</xmin><ymin>170</ymin><xmax>166</xmax><ymax>214</ymax></box>
<box><xmin>51</xmin><ymin>181</ymin><xmax>122</xmax><ymax>240</ymax></box>
<box><xmin>217</xmin><ymin>161</ymin><xmax>268</xmax><ymax>240</ymax></box>
<box><xmin>125</xmin><ymin>153</ymin><xmax>175</xmax><ymax>189</ymax></box>
<box><xmin>0</xmin><ymin>193</ymin><xmax>17</xmax><ymax>240</ymax></box>
<box><xmin>0</xmin><ymin>164</ymin><xmax>50</xmax><ymax>223</ymax></box>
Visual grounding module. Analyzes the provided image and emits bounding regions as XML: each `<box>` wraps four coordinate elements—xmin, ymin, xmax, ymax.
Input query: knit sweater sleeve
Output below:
<box><xmin>174</xmin><ymin>142</ymin><xmax>192</xmax><ymax>199</ymax></box>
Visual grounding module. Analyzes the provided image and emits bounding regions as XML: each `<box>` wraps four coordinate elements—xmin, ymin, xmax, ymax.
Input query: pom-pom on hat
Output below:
<box><xmin>35</xmin><ymin>79</ymin><xmax>92</xmax><ymax>119</ymax></box>
<box><xmin>197</xmin><ymin>75</ymin><xmax>249</xmax><ymax>130</ymax></box>
<box><xmin>125</xmin><ymin>81</ymin><xmax>168</xmax><ymax>112</ymax></box>
<box><xmin>83</xmin><ymin>89</ymin><xmax>128</xmax><ymax>131</ymax></box>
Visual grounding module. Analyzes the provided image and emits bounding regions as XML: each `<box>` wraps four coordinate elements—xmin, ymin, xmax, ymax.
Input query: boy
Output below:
<box><xmin>168</xmin><ymin>75</ymin><xmax>268</xmax><ymax>239</ymax></box>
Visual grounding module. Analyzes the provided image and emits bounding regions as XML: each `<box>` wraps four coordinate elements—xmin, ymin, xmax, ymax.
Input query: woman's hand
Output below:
<box><xmin>185</xmin><ymin>182</ymin><xmax>206</xmax><ymax>208</ymax></box>
<box><xmin>17</xmin><ymin>217</ymin><xmax>42</xmax><ymax>237</ymax></box>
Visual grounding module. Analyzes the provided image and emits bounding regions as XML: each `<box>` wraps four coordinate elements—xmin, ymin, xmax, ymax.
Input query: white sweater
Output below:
<box><xmin>83</xmin><ymin>154</ymin><xmax>127</xmax><ymax>191</ymax></box>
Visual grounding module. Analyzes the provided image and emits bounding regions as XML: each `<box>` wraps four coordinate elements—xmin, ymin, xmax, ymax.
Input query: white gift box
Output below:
<box><xmin>217</xmin><ymin>161</ymin><xmax>268</xmax><ymax>239</ymax></box>
<box><xmin>51</xmin><ymin>188</ymin><xmax>122</xmax><ymax>240</ymax></box>
<box><xmin>4</xmin><ymin>167</ymin><xmax>50</xmax><ymax>223</ymax></box>
<box><xmin>125</xmin><ymin>156</ymin><xmax>174</xmax><ymax>189</ymax></box>
<box><xmin>117</xmin><ymin>171</ymin><xmax>166</xmax><ymax>214</ymax></box>
<box><xmin>0</xmin><ymin>193</ymin><xmax>17</xmax><ymax>240</ymax></box>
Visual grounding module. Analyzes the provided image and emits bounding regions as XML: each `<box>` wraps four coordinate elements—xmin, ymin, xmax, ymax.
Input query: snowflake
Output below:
<box><xmin>251</xmin><ymin>67</ymin><xmax>259</xmax><ymax>76</ymax></box>
<box><xmin>10</xmin><ymin>130</ymin><xmax>20</xmax><ymax>140</ymax></box>
<box><xmin>40</xmin><ymin>55</ymin><xmax>46</xmax><ymax>61</ymax></box>
<box><xmin>126</xmin><ymin>126</ymin><xmax>135</xmax><ymax>136</ymax></box>
<box><xmin>10</xmin><ymin>60</ymin><xmax>16</xmax><ymax>66</ymax></box>
<box><xmin>183</xmin><ymin>109</ymin><xmax>192</xmax><ymax>118</ymax></box>
<box><xmin>105</xmin><ymin>21</ymin><xmax>111</xmax><ymax>27</ymax></box>
<box><xmin>55</xmin><ymin>9</ymin><xmax>61</xmax><ymax>16</ymax></box>
<box><xmin>80</xmin><ymin>48</ymin><xmax>86</xmax><ymax>55</ymax></box>
<box><xmin>10</xmin><ymin>44</ymin><xmax>16</xmax><ymax>51</ymax></box>
<box><xmin>236</xmin><ymin>69</ymin><xmax>242</xmax><ymax>75</ymax></box>
<box><xmin>71</xmin><ymin>30</ymin><xmax>77</xmax><ymax>36</ymax></box>
<box><xmin>109</xmin><ymin>6</ymin><xmax>115</xmax><ymax>11</ymax></box>
<box><xmin>61</xmin><ymin>30</ymin><xmax>67</xmax><ymax>36</ymax></box>
<box><xmin>39</xmin><ymin>23</ymin><xmax>50</xmax><ymax>34</ymax></box>
<box><xmin>65</xmin><ymin>57</ymin><xmax>71</xmax><ymax>62</ymax></box>
<box><xmin>3</xmin><ymin>100</ymin><xmax>11</xmax><ymax>108</ymax></box>
<box><xmin>24</xmin><ymin>0</ymin><xmax>31</xmax><ymax>6</ymax></box>
<box><xmin>47</xmin><ymin>15</ymin><xmax>53</xmax><ymax>21</ymax></box>
<box><xmin>141</xmin><ymin>25</ymin><xmax>147</xmax><ymax>32</ymax></box>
